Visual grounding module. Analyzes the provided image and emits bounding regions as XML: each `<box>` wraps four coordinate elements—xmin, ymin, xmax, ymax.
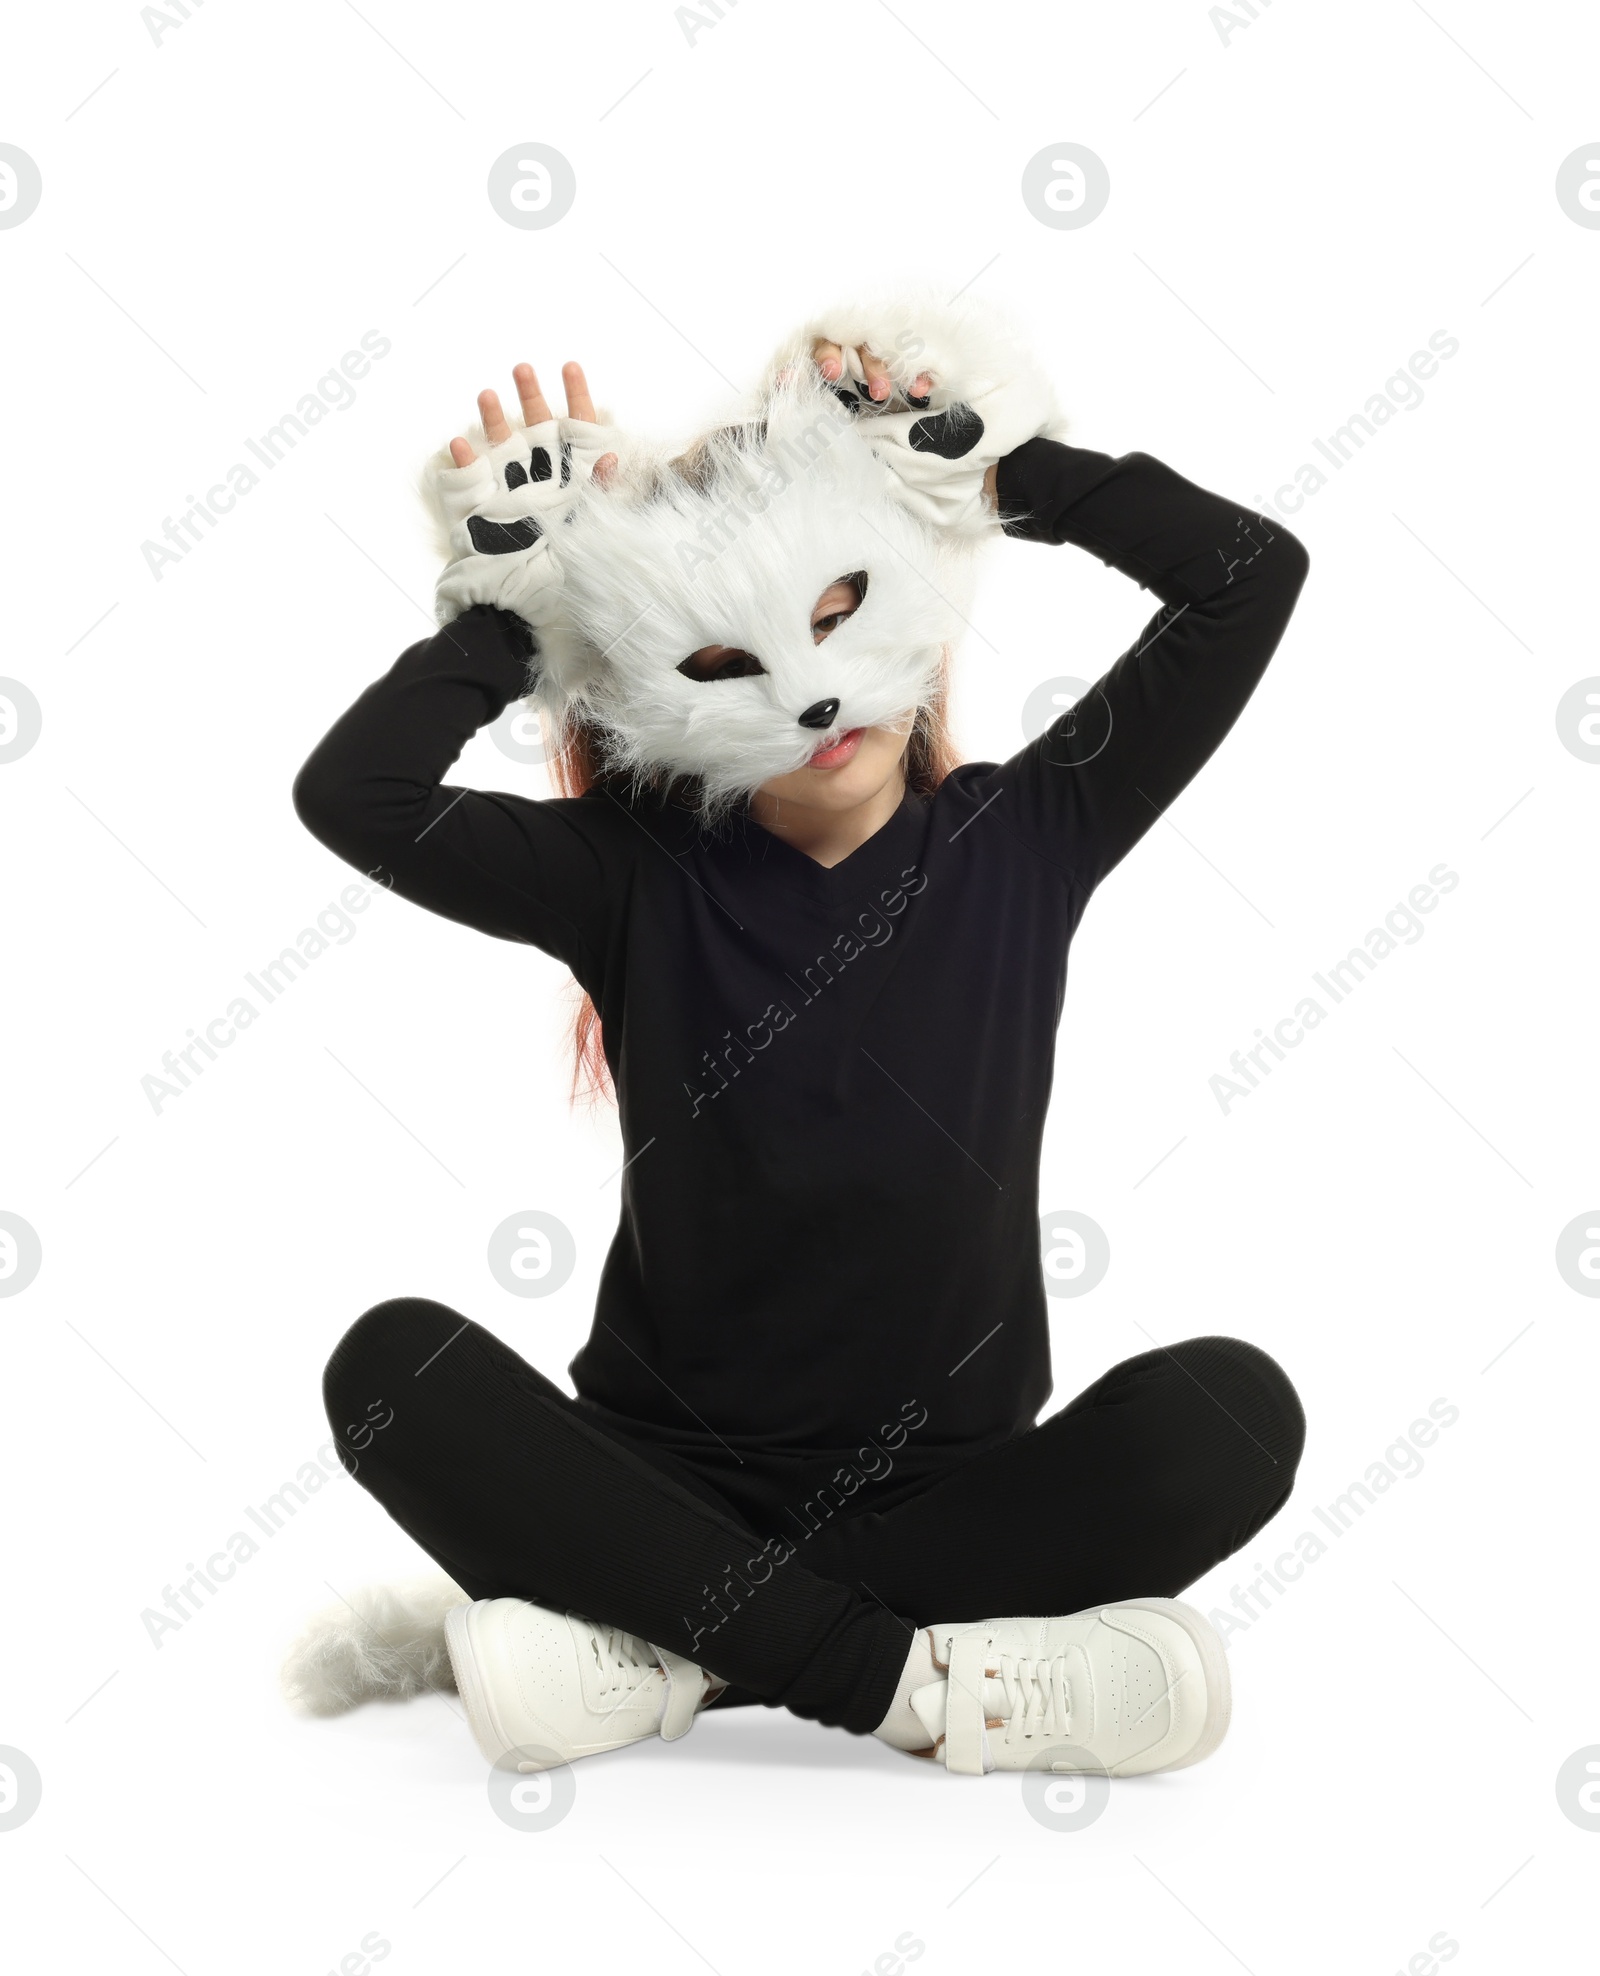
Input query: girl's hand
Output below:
<box><xmin>448</xmin><ymin>360</ymin><xmax>619</xmax><ymax>486</ymax></box>
<box><xmin>429</xmin><ymin>360</ymin><xmax>629</xmax><ymax>637</ymax></box>
<box><xmin>809</xmin><ymin>336</ymin><xmax>933</xmax><ymax>406</ymax></box>
<box><xmin>792</xmin><ymin>314</ymin><xmax>1058</xmax><ymax>529</ymax></box>
<box><xmin>808</xmin><ymin>337</ymin><xmax>998</xmax><ymax>511</ymax></box>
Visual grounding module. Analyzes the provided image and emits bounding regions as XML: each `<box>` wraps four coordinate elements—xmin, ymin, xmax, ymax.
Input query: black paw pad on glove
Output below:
<box><xmin>907</xmin><ymin>403</ymin><xmax>985</xmax><ymax>458</ymax></box>
<box><xmin>467</xmin><ymin>514</ymin><xmax>543</xmax><ymax>555</ymax></box>
<box><xmin>504</xmin><ymin>447</ymin><xmax>549</xmax><ymax>489</ymax></box>
<box><xmin>499</xmin><ymin>443</ymin><xmax>573</xmax><ymax>492</ymax></box>
<box><xmin>829</xmin><ymin>385</ymin><xmax>985</xmax><ymax>460</ymax></box>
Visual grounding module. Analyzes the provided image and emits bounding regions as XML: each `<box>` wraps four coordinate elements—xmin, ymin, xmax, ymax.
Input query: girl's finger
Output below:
<box><xmin>448</xmin><ymin>437</ymin><xmax>477</xmax><ymax>467</ymax></box>
<box><xmin>513</xmin><ymin>363</ymin><xmax>554</xmax><ymax>428</ymax></box>
<box><xmin>811</xmin><ymin>337</ymin><xmax>844</xmax><ymax>382</ymax></box>
<box><xmin>593</xmin><ymin>451</ymin><xmax>620</xmax><ymax>488</ymax></box>
<box><xmin>479</xmin><ymin>389</ymin><xmax>512</xmax><ymax>446</ymax></box>
<box><xmin>563</xmin><ymin>361</ymin><xmax>596</xmax><ymax>424</ymax></box>
<box><xmin>908</xmin><ymin>371</ymin><xmax>934</xmax><ymax>403</ymax></box>
<box><xmin>858</xmin><ymin>346</ymin><xmax>893</xmax><ymax>403</ymax></box>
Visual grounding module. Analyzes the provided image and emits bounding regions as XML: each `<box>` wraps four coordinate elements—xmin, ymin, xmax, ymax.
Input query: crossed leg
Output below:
<box><xmin>803</xmin><ymin>1334</ymin><xmax>1304</xmax><ymax>1622</ymax></box>
<box><xmin>323</xmin><ymin>1301</ymin><xmax>1304</xmax><ymax>1737</ymax></box>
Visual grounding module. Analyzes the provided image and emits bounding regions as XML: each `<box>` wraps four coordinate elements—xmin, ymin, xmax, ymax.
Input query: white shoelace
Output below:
<box><xmin>993</xmin><ymin>1653</ymin><xmax>1072</xmax><ymax>1746</ymax></box>
<box><xmin>938</xmin><ymin>1633</ymin><xmax>1078</xmax><ymax>1773</ymax></box>
<box><xmin>589</xmin><ymin>1625</ymin><xmax>660</xmax><ymax>1700</ymax></box>
<box><xmin>581</xmin><ymin>1618</ymin><xmax>714</xmax><ymax>1742</ymax></box>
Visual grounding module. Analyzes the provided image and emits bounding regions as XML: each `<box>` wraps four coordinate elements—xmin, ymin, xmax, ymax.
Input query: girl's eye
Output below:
<box><xmin>811</xmin><ymin>571</ymin><xmax>868</xmax><ymax>642</ymax></box>
<box><xmin>677</xmin><ymin>649</ymin><xmax>767</xmax><ymax>683</ymax></box>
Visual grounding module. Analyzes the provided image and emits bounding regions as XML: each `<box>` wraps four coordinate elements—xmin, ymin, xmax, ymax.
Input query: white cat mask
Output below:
<box><xmin>426</xmin><ymin>297</ymin><xmax>1062</xmax><ymax>814</ymax></box>
<box><xmin>549</xmin><ymin>379</ymin><xmax>976</xmax><ymax>814</ymax></box>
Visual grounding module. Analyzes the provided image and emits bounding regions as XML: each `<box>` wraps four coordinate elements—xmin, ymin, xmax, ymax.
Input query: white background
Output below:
<box><xmin>3</xmin><ymin>0</ymin><xmax>1597</xmax><ymax>1968</ymax></box>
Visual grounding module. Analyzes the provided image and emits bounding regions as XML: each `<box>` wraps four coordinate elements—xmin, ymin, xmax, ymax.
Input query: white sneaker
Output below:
<box><xmin>444</xmin><ymin>1598</ymin><xmax>724</xmax><ymax>1770</ymax></box>
<box><xmin>906</xmin><ymin>1597</ymin><xmax>1230</xmax><ymax>1777</ymax></box>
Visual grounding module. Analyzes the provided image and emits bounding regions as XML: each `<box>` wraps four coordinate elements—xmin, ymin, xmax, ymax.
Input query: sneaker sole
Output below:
<box><xmin>1104</xmin><ymin>1596</ymin><xmax>1232</xmax><ymax>1772</ymax></box>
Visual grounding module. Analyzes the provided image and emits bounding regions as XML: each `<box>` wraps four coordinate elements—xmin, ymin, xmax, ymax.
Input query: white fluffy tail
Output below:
<box><xmin>280</xmin><ymin>1573</ymin><xmax>469</xmax><ymax>1715</ymax></box>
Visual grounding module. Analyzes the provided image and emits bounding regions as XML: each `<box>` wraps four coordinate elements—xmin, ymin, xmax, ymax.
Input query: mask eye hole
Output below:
<box><xmin>811</xmin><ymin>571</ymin><xmax>868</xmax><ymax>644</ymax></box>
<box><xmin>677</xmin><ymin>646</ymin><xmax>768</xmax><ymax>683</ymax></box>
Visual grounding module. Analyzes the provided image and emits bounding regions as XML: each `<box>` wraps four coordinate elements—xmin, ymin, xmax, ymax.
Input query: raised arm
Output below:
<box><xmin>293</xmin><ymin>359</ymin><xmax>634</xmax><ymax>982</ymax></box>
<box><xmin>982</xmin><ymin>437</ymin><xmax>1310</xmax><ymax>892</ymax></box>
<box><xmin>291</xmin><ymin>604</ymin><xmax>620</xmax><ymax>979</ymax></box>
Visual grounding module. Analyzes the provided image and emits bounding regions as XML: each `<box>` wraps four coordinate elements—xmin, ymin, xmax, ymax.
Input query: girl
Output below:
<box><xmin>292</xmin><ymin>319</ymin><xmax>1309</xmax><ymax>1778</ymax></box>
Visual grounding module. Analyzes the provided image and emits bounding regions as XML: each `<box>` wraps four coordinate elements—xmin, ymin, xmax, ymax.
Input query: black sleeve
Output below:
<box><xmin>978</xmin><ymin>437</ymin><xmax>1311</xmax><ymax>893</ymax></box>
<box><xmin>291</xmin><ymin>605</ymin><xmax>628</xmax><ymax>983</ymax></box>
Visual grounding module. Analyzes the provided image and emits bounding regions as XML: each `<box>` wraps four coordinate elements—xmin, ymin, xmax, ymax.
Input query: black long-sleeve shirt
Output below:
<box><xmin>294</xmin><ymin>439</ymin><xmax>1310</xmax><ymax>1465</ymax></box>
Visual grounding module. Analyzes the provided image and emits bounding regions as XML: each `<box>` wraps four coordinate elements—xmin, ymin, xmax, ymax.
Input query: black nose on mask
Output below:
<box><xmin>797</xmin><ymin>698</ymin><xmax>841</xmax><ymax>730</ymax></box>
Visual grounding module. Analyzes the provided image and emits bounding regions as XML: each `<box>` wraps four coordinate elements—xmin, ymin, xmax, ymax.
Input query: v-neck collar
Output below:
<box><xmin>713</xmin><ymin>788</ymin><xmax>930</xmax><ymax>904</ymax></box>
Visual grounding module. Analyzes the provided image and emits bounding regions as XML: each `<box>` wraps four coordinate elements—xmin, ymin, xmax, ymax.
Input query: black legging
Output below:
<box><xmin>324</xmin><ymin>1300</ymin><xmax>1305</xmax><ymax>1736</ymax></box>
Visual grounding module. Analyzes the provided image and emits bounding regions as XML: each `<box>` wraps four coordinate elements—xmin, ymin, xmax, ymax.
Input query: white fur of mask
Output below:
<box><xmin>543</xmin><ymin>378</ymin><xmax>975</xmax><ymax>819</ymax></box>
